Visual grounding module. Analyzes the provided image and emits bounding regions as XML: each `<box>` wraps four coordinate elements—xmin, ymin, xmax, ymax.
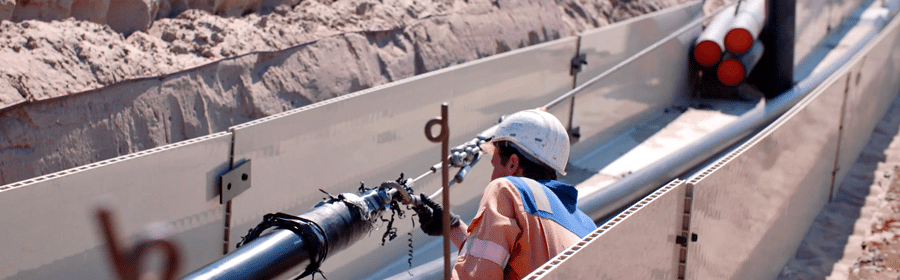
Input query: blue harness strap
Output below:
<box><xmin>506</xmin><ymin>177</ymin><xmax>596</xmax><ymax>238</ymax></box>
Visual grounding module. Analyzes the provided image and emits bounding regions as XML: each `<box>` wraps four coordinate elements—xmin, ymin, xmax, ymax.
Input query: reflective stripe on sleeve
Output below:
<box><xmin>462</xmin><ymin>237</ymin><xmax>510</xmax><ymax>267</ymax></box>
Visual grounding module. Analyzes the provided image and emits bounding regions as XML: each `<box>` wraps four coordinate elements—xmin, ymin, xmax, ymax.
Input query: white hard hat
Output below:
<box><xmin>485</xmin><ymin>109</ymin><xmax>570</xmax><ymax>175</ymax></box>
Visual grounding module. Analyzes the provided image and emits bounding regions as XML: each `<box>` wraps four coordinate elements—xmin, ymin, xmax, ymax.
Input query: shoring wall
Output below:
<box><xmin>0</xmin><ymin>132</ymin><xmax>232</xmax><ymax>279</ymax></box>
<box><xmin>526</xmin><ymin>180</ymin><xmax>688</xmax><ymax>280</ymax></box>
<box><xmin>796</xmin><ymin>0</ymin><xmax>868</xmax><ymax>69</ymax></box>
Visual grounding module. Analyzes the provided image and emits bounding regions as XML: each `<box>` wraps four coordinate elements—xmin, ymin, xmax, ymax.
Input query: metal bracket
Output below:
<box><xmin>568</xmin><ymin>126</ymin><xmax>581</xmax><ymax>144</ymax></box>
<box><xmin>220</xmin><ymin>160</ymin><xmax>252</xmax><ymax>204</ymax></box>
<box><xmin>570</xmin><ymin>53</ymin><xmax>587</xmax><ymax>76</ymax></box>
<box><xmin>675</xmin><ymin>233</ymin><xmax>698</xmax><ymax>246</ymax></box>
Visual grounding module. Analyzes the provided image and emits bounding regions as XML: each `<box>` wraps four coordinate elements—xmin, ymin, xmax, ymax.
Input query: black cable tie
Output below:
<box><xmin>237</xmin><ymin>212</ymin><xmax>329</xmax><ymax>280</ymax></box>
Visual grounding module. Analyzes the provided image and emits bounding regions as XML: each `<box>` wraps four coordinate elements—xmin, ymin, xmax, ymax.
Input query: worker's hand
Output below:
<box><xmin>412</xmin><ymin>194</ymin><xmax>460</xmax><ymax>236</ymax></box>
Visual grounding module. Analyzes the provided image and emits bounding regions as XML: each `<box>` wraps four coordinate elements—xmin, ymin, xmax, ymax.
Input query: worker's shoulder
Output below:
<box><xmin>486</xmin><ymin>176</ymin><xmax>515</xmax><ymax>188</ymax></box>
<box><xmin>487</xmin><ymin>176</ymin><xmax>550</xmax><ymax>196</ymax></box>
<box><xmin>484</xmin><ymin>177</ymin><xmax>522</xmax><ymax>196</ymax></box>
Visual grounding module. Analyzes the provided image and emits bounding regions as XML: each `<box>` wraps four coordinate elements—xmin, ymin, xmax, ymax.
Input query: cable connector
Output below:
<box><xmin>571</xmin><ymin>53</ymin><xmax>588</xmax><ymax>76</ymax></box>
<box><xmin>449</xmin><ymin>135</ymin><xmax>490</xmax><ymax>167</ymax></box>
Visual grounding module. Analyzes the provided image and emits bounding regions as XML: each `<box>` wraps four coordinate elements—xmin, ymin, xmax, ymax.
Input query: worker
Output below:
<box><xmin>413</xmin><ymin>109</ymin><xmax>597</xmax><ymax>280</ymax></box>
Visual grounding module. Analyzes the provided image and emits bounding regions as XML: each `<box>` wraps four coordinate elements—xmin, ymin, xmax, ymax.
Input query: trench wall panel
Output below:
<box><xmin>835</xmin><ymin>14</ymin><xmax>900</xmax><ymax>188</ymax></box>
<box><xmin>0</xmin><ymin>132</ymin><xmax>232</xmax><ymax>280</ymax></box>
<box><xmin>684</xmin><ymin>69</ymin><xmax>848</xmax><ymax>279</ymax></box>
<box><xmin>568</xmin><ymin>22</ymin><xmax>701</xmax><ymax>170</ymax></box>
<box><xmin>796</xmin><ymin>0</ymin><xmax>867</xmax><ymax>68</ymax></box>
<box><xmin>227</xmin><ymin>37</ymin><xmax>578</xmax><ymax>280</ymax></box>
<box><xmin>575</xmin><ymin>1</ymin><xmax>700</xmax><ymax>87</ymax></box>
<box><xmin>543</xmin><ymin>2</ymin><xmax>700</xmax><ymax>144</ymax></box>
<box><xmin>525</xmin><ymin>180</ymin><xmax>685</xmax><ymax>280</ymax></box>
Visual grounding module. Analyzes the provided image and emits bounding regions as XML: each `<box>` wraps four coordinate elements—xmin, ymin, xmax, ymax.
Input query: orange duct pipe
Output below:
<box><xmin>717</xmin><ymin>40</ymin><xmax>764</xmax><ymax>86</ymax></box>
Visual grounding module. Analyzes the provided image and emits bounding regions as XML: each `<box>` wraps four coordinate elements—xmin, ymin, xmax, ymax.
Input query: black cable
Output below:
<box><xmin>407</xmin><ymin>210</ymin><xmax>416</xmax><ymax>276</ymax></box>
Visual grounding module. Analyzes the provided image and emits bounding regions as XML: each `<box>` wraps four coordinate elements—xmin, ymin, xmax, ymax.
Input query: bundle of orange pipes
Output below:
<box><xmin>693</xmin><ymin>0</ymin><xmax>766</xmax><ymax>87</ymax></box>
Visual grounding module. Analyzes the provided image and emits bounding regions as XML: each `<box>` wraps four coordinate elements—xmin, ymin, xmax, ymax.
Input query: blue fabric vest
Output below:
<box><xmin>505</xmin><ymin>176</ymin><xmax>597</xmax><ymax>238</ymax></box>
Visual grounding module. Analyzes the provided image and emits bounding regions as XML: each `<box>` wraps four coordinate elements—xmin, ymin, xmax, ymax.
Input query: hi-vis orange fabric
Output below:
<box><xmin>452</xmin><ymin>177</ymin><xmax>596</xmax><ymax>280</ymax></box>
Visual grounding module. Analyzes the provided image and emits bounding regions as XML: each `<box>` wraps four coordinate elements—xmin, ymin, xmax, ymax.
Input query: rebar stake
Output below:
<box><xmin>425</xmin><ymin>103</ymin><xmax>451</xmax><ymax>280</ymax></box>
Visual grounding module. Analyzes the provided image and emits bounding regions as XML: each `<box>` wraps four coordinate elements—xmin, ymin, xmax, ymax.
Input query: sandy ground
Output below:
<box><xmin>779</xmin><ymin>92</ymin><xmax>900</xmax><ymax>279</ymax></box>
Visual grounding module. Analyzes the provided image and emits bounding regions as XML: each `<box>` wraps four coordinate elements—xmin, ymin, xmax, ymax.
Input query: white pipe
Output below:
<box><xmin>725</xmin><ymin>0</ymin><xmax>766</xmax><ymax>54</ymax></box>
<box><xmin>739</xmin><ymin>39</ymin><xmax>765</xmax><ymax>72</ymax></box>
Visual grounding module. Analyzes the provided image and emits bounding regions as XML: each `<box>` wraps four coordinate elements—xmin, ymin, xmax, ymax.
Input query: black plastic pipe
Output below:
<box><xmin>181</xmin><ymin>229</ymin><xmax>311</xmax><ymax>280</ymax></box>
<box><xmin>182</xmin><ymin>188</ymin><xmax>394</xmax><ymax>280</ymax></box>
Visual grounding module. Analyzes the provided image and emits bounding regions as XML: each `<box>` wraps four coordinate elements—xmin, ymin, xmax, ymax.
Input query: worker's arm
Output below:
<box><xmin>450</xmin><ymin>221</ymin><xmax>468</xmax><ymax>250</ymax></box>
<box><xmin>412</xmin><ymin>194</ymin><xmax>467</xmax><ymax>250</ymax></box>
<box><xmin>453</xmin><ymin>178</ymin><xmax>521</xmax><ymax>280</ymax></box>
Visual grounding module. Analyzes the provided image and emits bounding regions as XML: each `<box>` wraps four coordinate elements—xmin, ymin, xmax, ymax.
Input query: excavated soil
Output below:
<box><xmin>0</xmin><ymin>0</ymin><xmax>687</xmax><ymax>106</ymax></box>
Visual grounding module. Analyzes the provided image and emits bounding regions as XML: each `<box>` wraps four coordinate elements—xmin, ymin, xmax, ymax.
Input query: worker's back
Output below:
<box><xmin>453</xmin><ymin>176</ymin><xmax>595</xmax><ymax>280</ymax></box>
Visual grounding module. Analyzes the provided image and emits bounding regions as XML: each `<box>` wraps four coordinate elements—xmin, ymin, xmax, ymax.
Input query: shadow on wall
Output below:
<box><xmin>0</xmin><ymin>0</ymin><xmax>303</xmax><ymax>35</ymax></box>
<box><xmin>778</xmin><ymin>92</ymin><xmax>900</xmax><ymax>279</ymax></box>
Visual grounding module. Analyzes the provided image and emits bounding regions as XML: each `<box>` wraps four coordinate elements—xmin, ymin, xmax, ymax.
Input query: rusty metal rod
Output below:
<box><xmin>424</xmin><ymin>103</ymin><xmax>453</xmax><ymax>280</ymax></box>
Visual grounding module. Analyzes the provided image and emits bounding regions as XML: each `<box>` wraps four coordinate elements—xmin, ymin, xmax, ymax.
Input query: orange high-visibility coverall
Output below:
<box><xmin>452</xmin><ymin>176</ymin><xmax>596</xmax><ymax>280</ymax></box>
